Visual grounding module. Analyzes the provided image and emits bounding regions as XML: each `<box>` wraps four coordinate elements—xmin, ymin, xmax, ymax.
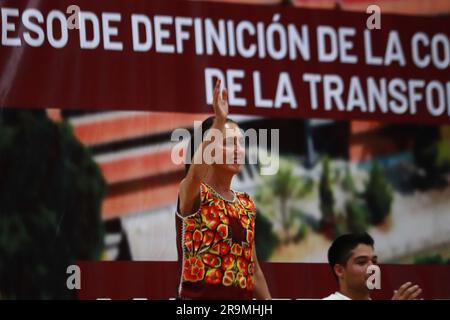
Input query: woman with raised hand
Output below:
<box><xmin>175</xmin><ymin>79</ymin><xmax>271</xmax><ymax>300</ymax></box>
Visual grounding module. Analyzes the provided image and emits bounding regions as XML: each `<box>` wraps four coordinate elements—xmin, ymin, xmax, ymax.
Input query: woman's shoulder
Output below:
<box><xmin>235</xmin><ymin>189</ymin><xmax>251</xmax><ymax>199</ymax></box>
<box><xmin>235</xmin><ymin>190</ymin><xmax>256</xmax><ymax>212</ymax></box>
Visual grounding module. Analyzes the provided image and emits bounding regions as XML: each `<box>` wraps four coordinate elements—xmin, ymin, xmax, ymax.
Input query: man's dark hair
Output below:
<box><xmin>185</xmin><ymin>116</ymin><xmax>238</xmax><ymax>174</ymax></box>
<box><xmin>327</xmin><ymin>232</ymin><xmax>374</xmax><ymax>275</ymax></box>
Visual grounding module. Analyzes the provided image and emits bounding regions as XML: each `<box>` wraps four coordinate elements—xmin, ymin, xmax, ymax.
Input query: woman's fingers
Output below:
<box><xmin>213</xmin><ymin>79</ymin><xmax>220</xmax><ymax>107</ymax></box>
<box><xmin>222</xmin><ymin>87</ymin><xmax>228</xmax><ymax>104</ymax></box>
<box><xmin>211</xmin><ymin>78</ymin><xmax>228</xmax><ymax>123</ymax></box>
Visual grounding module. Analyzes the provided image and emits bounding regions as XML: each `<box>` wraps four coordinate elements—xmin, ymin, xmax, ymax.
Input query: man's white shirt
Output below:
<box><xmin>322</xmin><ymin>292</ymin><xmax>352</xmax><ymax>300</ymax></box>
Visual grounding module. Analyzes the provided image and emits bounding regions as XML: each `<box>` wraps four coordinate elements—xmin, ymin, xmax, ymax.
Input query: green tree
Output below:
<box><xmin>413</xmin><ymin>126</ymin><xmax>439</xmax><ymax>173</ymax></box>
<box><xmin>365</xmin><ymin>162</ymin><xmax>393</xmax><ymax>225</ymax></box>
<box><xmin>256</xmin><ymin>158</ymin><xmax>312</xmax><ymax>244</ymax></box>
<box><xmin>342</xmin><ymin>165</ymin><xmax>356</xmax><ymax>193</ymax></box>
<box><xmin>413</xmin><ymin>125</ymin><xmax>450</xmax><ymax>178</ymax></box>
<box><xmin>333</xmin><ymin>213</ymin><xmax>348</xmax><ymax>238</ymax></box>
<box><xmin>0</xmin><ymin>110</ymin><xmax>106</xmax><ymax>299</ymax></box>
<box><xmin>435</xmin><ymin>139</ymin><xmax>450</xmax><ymax>172</ymax></box>
<box><xmin>345</xmin><ymin>199</ymin><xmax>369</xmax><ymax>233</ymax></box>
<box><xmin>254</xmin><ymin>210</ymin><xmax>278</xmax><ymax>261</ymax></box>
<box><xmin>319</xmin><ymin>156</ymin><xmax>335</xmax><ymax>224</ymax></box>
<box><xmin>414</xmin><ymin>254</ymin><xmax>445</xmax><ymax>265</ymax></box>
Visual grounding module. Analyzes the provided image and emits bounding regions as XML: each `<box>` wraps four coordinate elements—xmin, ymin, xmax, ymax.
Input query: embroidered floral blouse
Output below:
<box><xmin>176</xmin><ymin>182</ymin><xmax>257</xmax><ymax>300</ymax></box>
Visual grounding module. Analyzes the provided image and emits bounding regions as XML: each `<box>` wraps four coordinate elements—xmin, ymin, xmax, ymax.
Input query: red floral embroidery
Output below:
<box><xmin>213</xmin><ymin>198</ymin><xmax>226</xmax><ymax>210</ymax></box>
<box><xmin>235</xmin><ymin>206</ymin><xmax>245</xmax><ymax>218</ymax></box>
<box><xmin>222</xmin><ymin>254</ymin><xmax>236</xmax><ymax>271</ymax></box>
<box><xmin>246</xmin><ymin>275</ymin><xmax>254</xmax><ymax>290</ymax></box>
<box><xmin>240</xmin><ymin>215</ymin><xmax>251</xmax><ymax>229</ymax></box>
<box><xmin>181</xmin><ymin>183</ymin><xmax>257</xmax><ymax>291</ymax></box>
<box><xmin>185</xmin><ymin>218</ymin><xmax>196</xmax><ymax>232</ymax></box>
<box><xmin>185</xmin><ymin>232</ymin><xmax>193</xmax><ymax>252</ymax></box>
<box><xmin>243</xmin><ymin>246</ymin><xmax>252</xmax><ymax>260</ymax></box>
<box><xmin>202</xmin><ymin>253</ymin><xmax>221</xmax><ymax>268</ymax></box>
<box><xmin>226</xmin><ymin>204</ymin><xmax>239</xmax><ymax>219</ymax></box>
<box><xmin>251</xmin><ymin>217</ymin><xmax>255</xmax><ymax>229</ymax></box>
<box><xmin>210</xmin><ymin>243</ymin><xmax>220</xmax><ymax>255</ymax></box>
<box><xmin>215</xmin><ymin>224</ymin><xmax>228</xmax><ymax>242</ymax></box>
<box><xmin>236</xmin><ymin>272</ymin><xmax>247</xmax><ymax>289</ymax></box>
<box><xmin>201</xmin><ymin>184</ymin><xmax>213</xmax><ymax>202</ymax></box>
<box><xmin>248</xmin><ymin>262</ymin><xmax>255</xmax><ymax>275</ymax></box>
<box><xmin>193</xmin><ymin>229</ymin><xmax>203</xmax><ymax>252</ymax></box>
<box><xmin>239</xmin><ymin>195</ymin><xmax>255</xmax><ymax>211</ymax></box>
<box><xmin>237</xmin><ymin>256</ymin><xmax>249</xmax><ymax>275</ymax></box>
<box><xmin>218</xmin><ymin>211</ymin><xmax>229</xmax><ymax>224</ymax></box>
<box><xmin>231</xmin><ymin>243</ymin><xmax>243</xmax><ymax>256</ymax></box>
<box><xmin>222</xmin><ymin>270</ymin><xmax>235</xmax><ymax>287</ymax></box>
<box><xmin>205</xmin><ymin>268</ymin><xmax>223</xmax><ymax>285</ymax></box>
<box><xmin>219</xmin><ymin>242</ymin><xmax>231</xmax><ymax>256</ymax></box>
<box><xmin>246</xmin><ymin>230</ymin><xmax>254</xmax><ymax>243</ymax></box>
<box><xmin>183</xmin><ymin>256</ymin><xmax>205</xmax><ymax>282</ymax></box>
<box><xmin>201</xmin><ymin>206</ymin><xmax>220</xmax><ymax>230</ymax></box>
<box><xmin>202</xmin><ymin>230</ymin><xmax>215</xmax><ymax>247</ymax></box>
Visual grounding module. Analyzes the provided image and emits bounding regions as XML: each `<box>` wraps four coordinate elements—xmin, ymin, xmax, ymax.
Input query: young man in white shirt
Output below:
<box><xmin>323</xmin><ymin>232</ymin><xmax>422</xmax><ymax>300</ymax></box>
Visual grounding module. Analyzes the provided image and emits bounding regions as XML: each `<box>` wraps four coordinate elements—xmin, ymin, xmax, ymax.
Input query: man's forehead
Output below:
<box><xmin>350</xmin><ymin>244</ymin><xmax>376</xmax><ymax>258</ymax></box>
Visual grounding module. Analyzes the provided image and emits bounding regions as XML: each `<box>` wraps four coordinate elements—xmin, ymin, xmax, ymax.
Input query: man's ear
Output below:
<box><xmin>334</xmin><ymin>264</ymin><xmax>345</xmax><ymax>278</ymax></box>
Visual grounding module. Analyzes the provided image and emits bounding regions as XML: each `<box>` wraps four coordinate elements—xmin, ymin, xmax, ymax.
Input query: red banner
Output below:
<box><xmin>1</xmin><ymin>0</ymin><xmax>450</xmax><ymax>123</ymax></box>
<box><xmin>76</xmin><ymin>261</ymin><xmax>450</xmax><ymax>300</ymax></box>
